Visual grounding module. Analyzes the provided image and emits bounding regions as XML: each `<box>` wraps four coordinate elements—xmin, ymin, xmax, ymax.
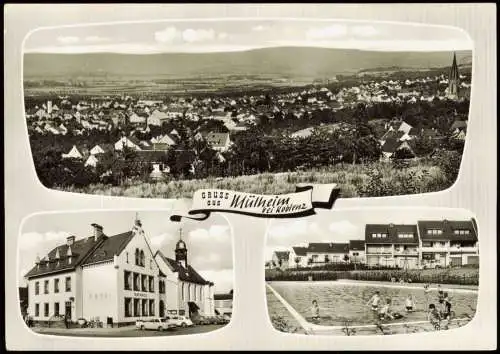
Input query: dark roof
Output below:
<box><xmin>156</xmin><ymin>251</ymin><xmax>209</xmax><ymax>285</ymax></box>
<box><xmin>307</xmin><ymin>243</ymin><xmax>349</xmax><ymax>254</ymax></box>
<box><xmin>82</xmin><ymin>231</ymin><xmax>134</xmax><ymax>266</ymax></box>
<box><xmin>417</xmin><ymin>220</ymin><xmax>478</xmax><ymax>242</ymax></box>
<box><xmin>274</xmin><ymin>251</ymin><xmax>290</xmax><ymax>262</ymax></box>
<box><xmin>214</xmin><ymin>293</ymin><xmax>233</xmax><ymax>301</ymax></box>
<box><xmin>136</xmin><ymin>150</ymin><xmax>168</xmax><ymax>162</ymax></box>
<box><xmin>365</xmin><ymin>224</ymin><xmax>419</xmax><ymax>244</ymax></box>
<box><xmin>292</xmin><ymin>246</ymin><xmax>308</xmax><ymax>256</ymax></box>
<box><xmin>25</xmin><ymin>236</ymin><xmax>104</xmax><ymax>279</ymax></box>
<box><xmin>381</xmin><ymin>138</ymin><xmax>400</xmax><ymax>153</ymax></box>
<box><xmin>349</xmin><ymin>240</ymin><xmax>366</xmax><ymax>251</ymax></box>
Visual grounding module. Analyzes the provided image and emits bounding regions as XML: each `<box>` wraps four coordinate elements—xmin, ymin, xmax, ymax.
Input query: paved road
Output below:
<box><xmin>32</xmin><ymin>324</ymin><xmax>226</xmax><ymax>337</ymax></box>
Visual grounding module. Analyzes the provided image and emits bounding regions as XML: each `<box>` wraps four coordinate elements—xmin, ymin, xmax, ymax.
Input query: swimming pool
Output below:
<box><xmin>267</xmin><ymin>281</ymin><xmax>478</xmax><ymax>327</ymax></box>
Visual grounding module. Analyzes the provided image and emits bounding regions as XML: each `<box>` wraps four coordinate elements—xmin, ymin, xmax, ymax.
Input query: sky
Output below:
<box><xmin>18</xmin><ymin>207</ymin><xmax>234</xmax><ymax>293</ymax></box>
<box><xmin>24</xmin><ymin>19</ymin><xmax>473</xmax><ymax>54</ymax></box>
<box><xmin>265</xmin><ymin>207</ymin><xmax>475</xmax><ymax>261</ymax></box>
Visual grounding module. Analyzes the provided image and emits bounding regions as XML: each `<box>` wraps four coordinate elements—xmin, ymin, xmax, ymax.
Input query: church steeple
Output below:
<box><xmin>447</xmin><ymin>52</ymin><xmax>460</xmax><ymax>100</ymax></box>
<box><xmin>175</xmin><ymin>228</ymin><xmax>188</xmax><ymax>268</ymax></box>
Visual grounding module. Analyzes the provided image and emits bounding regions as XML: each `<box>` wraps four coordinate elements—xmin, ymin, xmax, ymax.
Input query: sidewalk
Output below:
<box><xmin>32</xmin><ymin>324</ymin><xmax>136</xmax><ymax>335</ymax></box>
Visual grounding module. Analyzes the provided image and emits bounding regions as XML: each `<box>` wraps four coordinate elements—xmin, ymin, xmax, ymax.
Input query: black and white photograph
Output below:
<box><xmin>18</xmin><ymin>210</ymin><xmax>234</xmax><ymax>337</ymax></box>
<box><xmin>24</xmin><ymin>19</ymin><xmax>472</xmax><ymax>199</ymax></box>
<box><xmin>265</xmin><ymin>207</ymin><xmax>479</xmax><ymax>335</ymax></box>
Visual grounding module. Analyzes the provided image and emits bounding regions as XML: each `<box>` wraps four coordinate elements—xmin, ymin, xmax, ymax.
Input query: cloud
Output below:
<box><xmin>154</xmin><ymin>26</ymin><xmax>179</xmax><ymax>43</ymax></box>
<box><xmin>182</xmin><ymin>28</ymin><xmax>215</xmax><ymax>43</ymax></box>
<box><xmin>306</xmin><ymin>24</ymin><xmax>348</xmax><ymax>39</ymax></box>
<box><xmin>57</xmin><ymin>36</ymin><xmax>80</xmax><ymax>45</ymax></box>
<box><xmin>84</xmin><ymin>35</ymin><xmax>109</xmax><ymax>43</ymax></box>
<box><xmin>197</xmin><ymin>269</ymin><xmax>233</xmax><ymax>294</ymax></box>
<box><xmin>217</xmin><ymin>32</ymin><xmax>228</xmax><ymax>40</ymax></box>
<box><xmin>351</xmin><ymin>25</ymin><xmax>379</xmax><ymax>37</ymax></box>
<box><xmin>18</xmin><ymin>231</ymin><xmax>70</xmax><ymax>250</ymax></box>
<box><xmin>252</xmin><ymin>25</ymin><xmax>268</xmax><ymax>32</ymax></box>
<box><xmin>189</xmin><ymin>225</ymin><xmax>230</xmax><ymax>243</ymax></box>
<box><xmin>149</xmin><ymin>232</ymin><xmax>173</xmax><ymax>250</ymax></box>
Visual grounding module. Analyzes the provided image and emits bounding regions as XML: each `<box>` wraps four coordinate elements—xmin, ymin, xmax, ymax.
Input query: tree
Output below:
<box><xmin>343</xmin><ymin>254</ymin><xmax>350</xmax><ymax>263</ymax></box>
<box><xmin>294</xmin><ymin>257</ymin><xmax>300</xmax><ymax>269</ymax></box>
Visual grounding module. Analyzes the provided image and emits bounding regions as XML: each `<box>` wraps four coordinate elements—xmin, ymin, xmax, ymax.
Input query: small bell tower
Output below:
<box><xmin>175</xmin><ymin>228</ymin><xmax>188</xmax><ymax>268</ymax></box>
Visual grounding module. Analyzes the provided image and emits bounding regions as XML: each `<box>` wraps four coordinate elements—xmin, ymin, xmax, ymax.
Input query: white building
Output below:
<box><xmin>62</xmin><ymin>145</ymin><xmax>83</xmax><ymax>159</ymax></box>
<box><xmin>114</xmin><ymin>136</ymin><xmax>142</xmax><ymax>151</ymax></box>
<box><xmin>154</xmin><ymin>231</ymin><xmax>215</xmax><ymax>319</ymax></box>
<box><xmin>287</xmin><ymin>246</ymin><xmax>309</xmax><ymax>268</ymax></box>
<box><xmin>214</xmin><ymin>293</ymin><xmax>233</xmax><ymax>318</ymax></box>
<box><xmin>25</xmin><ymin>219</ymin><xmax>167</xmax><ymax>326</ymax></box>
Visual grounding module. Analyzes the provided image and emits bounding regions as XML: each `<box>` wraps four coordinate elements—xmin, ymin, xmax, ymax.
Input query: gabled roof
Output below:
<box><xmin>205</xmin><ymin>132</ymin><xmax>230</xmax><ymax>148</ymax></box>
<box><xmin>214</xmin><ymin>293</ymin><xmax>233</xmax><ymax>301</ymax></box>
<box><xmin>25</xmin><ymin>236</ymin><xmax>104</xmax><ymax>279</ymax></box>
<box><xmin>365</xmin><ymin>224</ymin><xmax>419</xmax><ymax>244</ymax></box>
<box><xmin>349</xmin><ymin>240</ymin><xmax>366</xmax><ymax>251</ymax></box>
<box><xmin>292</xmin><ymin>246</ymin><xmax>308</xmax><ymax>256</ymax></box>
<box><xmin>82</xmin><ymin>231</ymin><xmax>135</xmax><ymax>266</ymax></box>
<box><xmin>307</xmin><ymin>243</ymin><xmax>349</xmax><ymax>254</ymax></box>
<box><xmin>417</xmin><ymin>220</ymin><xmax>478</xmax><ymax>242</ymax></box>
<box><xmin>155</xmin><ymin>251</ymin><xmax>209</xmax><ymax>285</ymax></box>
<box><xmin>273</xmin><ymin>251</ymin><xmax>290</xmax><ymax>262</ymax></box>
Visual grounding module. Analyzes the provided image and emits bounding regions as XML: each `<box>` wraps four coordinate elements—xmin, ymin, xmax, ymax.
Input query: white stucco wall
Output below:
<box><xmin>81</xmin><ymin>261</ymin><xmax>118</xmax><ymax>323</ymax></box>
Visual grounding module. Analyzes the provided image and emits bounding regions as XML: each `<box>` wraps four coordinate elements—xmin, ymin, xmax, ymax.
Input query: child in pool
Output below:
<box><xmin>309</xmin><ymin>300</ymin><xmax>321</xmax><ymax>321</ymax></box>
<box><xmin>405</xmin><ymin>294</ymin><xmax>416</xmax><ymax>313</ymax></box>
<box><xmin>378</xmin><ymin>298</ymin><xmax>395</xmax><ymax>321</ymax></box>
<box><xmin>366</xmin><ymin>291</ymin><xmax>382</xmax><ymax>312</ymax></box>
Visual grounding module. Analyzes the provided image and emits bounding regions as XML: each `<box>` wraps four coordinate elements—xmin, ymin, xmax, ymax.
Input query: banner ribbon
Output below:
<box><xmin>170</xmin><ymin>184</ymin><xmax>340</xmax><ymax>222</ymax></box>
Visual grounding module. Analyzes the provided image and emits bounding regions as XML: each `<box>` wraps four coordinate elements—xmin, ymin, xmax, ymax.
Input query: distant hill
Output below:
<box><xmin>23</xmin><ymin>47</ymin><xmax>472</xmax><ymax>80</ymax></box>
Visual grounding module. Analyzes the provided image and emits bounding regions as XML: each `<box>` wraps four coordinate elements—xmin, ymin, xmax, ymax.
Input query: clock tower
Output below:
<box><xmin>175</xmin><ymin>228</ymin><xmax>188</xmax><ymax>268</ymax></box>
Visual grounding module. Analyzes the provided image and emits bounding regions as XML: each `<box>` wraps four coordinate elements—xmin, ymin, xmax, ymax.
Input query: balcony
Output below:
<box><xmin>449</xmin><ymin>246</ymin><xmax>478</xmax><ymax>253</ymax></box>
<box><xmin>420</xmin><ymin>247</ymin><xmax>449</xmax><ymax>252</ymax></box>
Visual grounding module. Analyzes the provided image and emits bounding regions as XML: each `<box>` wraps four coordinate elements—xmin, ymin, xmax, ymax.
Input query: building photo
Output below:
<box><xmin>265</xmin><ymin>207</ymin><xmax>479</xmax><ymax>336</ymax></box>
<box><xmin>18</xmin><ymin>210</ymin><xmax>234</xmax><ymax>337</ymax></box>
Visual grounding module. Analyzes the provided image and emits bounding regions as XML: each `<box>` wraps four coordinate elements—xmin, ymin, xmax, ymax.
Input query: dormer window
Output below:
<box><xmin>398</xmin><ymin>233</ymin><xmax>414</xmax><ymax>239</ymax></box>
<box><xmin>454</xmin><ymin>229</ymin><xmax>470</xmax><ymax>235</ymax></box>
<box><xmin>371</xmin><ymin>233</ymin><xmax>388</xmax><ymax>238</ymax></box>
<box><xmin>427</xmin><ymin>229</ymin><xmax>443</xmax><ymax>235</ymax></box>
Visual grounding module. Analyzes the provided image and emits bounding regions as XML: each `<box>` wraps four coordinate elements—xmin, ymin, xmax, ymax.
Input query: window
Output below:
<box><xmin>126</xmin><ymin>252</ymin><xmax>129</xmax><ymax>264</ymax></box>
<box><xmin>65</xmin><ymin>277</ymin><xmax>71</xmax><ymax>292</ymax></box>
<box><xmin>124</xmin><ymin>271</ymin><xmax>131</xmax><ymax>290</ymax></box>
<box><xmin>135</xmin><ymin>249</ymin><xmax>139</xmax><ymax>266</ymax></box>
<box><xmin>35</xmin><ymin>303</ymin><xmax>40</xmax><ymax>317</ymax></box>
<box><xmin>149</xmin><ymin>276</ymin><xmax>154</xmax><ymax>292</ymax></box>
<box><xmin>35</xmin><ymin>282</ymin><xmax>39</xmax><ymax>295</ymax></box>
<box><xmin>398</xmin><ymin>233</ymin><xmax>413</xmax><ymax>239</ymax></box>
<box><xmin>44</xmin><ymin>303</ymin><xmax>49</xmax><ymax>317</ymax></box>
<box><xmin>159</xmin><ymin>280</ymin><xmax>165</xmax><ymax>294</ymax></box>
<box><xmin>142</xmin><ymin>299</ymin><xmax>148</xmax><ymax>316</ymax></box>
<box><xmin>141</xmin><ymin>274</ymin><xmax>147</xmax><ymax>292</ymax></box>
<box><xmin>134</xmin><ymin>299</ymin><xmax>140</xmax><ymax>317</ymax></box>
<box><xmin>140</xmin><ymin>250</ymin><xmax>145</xmax><ymax>267</ymax></box>
<box><xmin>149</xmin><ymin>300</ymin><xmax>155</xmax><ymax>316</ymax></box>
<box><xmin>427</xmin><ymin>229</ymin><xmax>443</xmax><ymax>235</ymax></box>
<box><xmin>54</xmin><ymin>302</ymin><xmax>60</xmax><ymax>316</ymax></box>
<box><xmin>150</xmin><ymin>259</ymin><xmax>153</xmax><ymax>269</ymax></box>
<box><xmin>133</xmin><ymin>273</ymin><xmax>140</xmax><ymax>291</ymax></box>
<box><xmin>54</xmin><ymin>278</ymin><xmax>59</xmax><ymax>293</ymax></box>
<box><xmin>124</xmin><ymin>298</ymin><xmax>132</xmax><ymax>317</ymax></box>
<box><xmin>44</xmin><ymin>280</ymin><xmax>49</xmax><ymax>294</ymax></box>
<box><xmin>454</xmin><ymin>229</ymin><xmax>470</xmax><ymax>235</ymax></box>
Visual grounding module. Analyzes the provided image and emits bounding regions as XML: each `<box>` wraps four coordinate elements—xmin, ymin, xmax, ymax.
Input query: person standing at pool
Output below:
<box><xmin>366</xmin><ymin>291</ymin><xmax>381</xmax><ymax>311</ymax></box>
<box><xmin>428</xmin><ymin>303</ymin><xmax>441</xmax><ymax>330</ymax></box>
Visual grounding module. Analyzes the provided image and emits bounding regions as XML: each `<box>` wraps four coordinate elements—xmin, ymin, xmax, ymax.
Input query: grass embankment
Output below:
<box><xmin>59</xmin><ymin>159</ymin><xmax>450</xmax><ymax>199</ymax></box>
<box><xmin>265</xmin><ymin>267</ymin><xmax>479</xmax><ymax>286</ymax></box>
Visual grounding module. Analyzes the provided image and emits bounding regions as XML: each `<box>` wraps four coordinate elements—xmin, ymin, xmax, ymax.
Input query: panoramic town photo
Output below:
<box><xmin>18</xmin><ymin>210</ymin><xmax>234</xmax><ymax>337</ymax></box>
<box><xmin>265</xmin><ymin>207</ymin><xmax>479</xmax><ymax>336</ymax></box>
<box><xmin>23</xmin><ymin>19</ymin><xmax>472</xmax><ymax>198</ymax></box>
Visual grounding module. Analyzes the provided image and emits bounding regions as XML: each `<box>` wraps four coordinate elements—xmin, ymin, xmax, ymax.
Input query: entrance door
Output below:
<box><xmin>159</xmin><ymin>301</ymin><xmax>165</xmax><ymax>318</ymax></box>
<box><xmin>65</xmin><ymin>301</ymin><xmax>72</xmax><ymax>319</ymax></box>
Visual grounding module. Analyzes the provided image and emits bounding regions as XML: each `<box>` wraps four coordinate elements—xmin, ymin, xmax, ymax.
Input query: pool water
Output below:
<box><xmin>267</xmin><ymin>281</ymin><xmax>478</xmax><ymax>327</ymax></box>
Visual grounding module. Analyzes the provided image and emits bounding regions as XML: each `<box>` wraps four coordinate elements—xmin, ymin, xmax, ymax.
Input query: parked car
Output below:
<box><xmin>136</xmin><ymin>318</ymin><xmax>176</xmax><ymax>331</ymax></box>
<box><xmin>192</xmin><ymin>316</ymin><xmax>210</xmax><ymax>325</ymax></box>
<box><xmin>168</xmin><ymin>315</ymin><xmax>193</xmax><ymax>327</ymax></box>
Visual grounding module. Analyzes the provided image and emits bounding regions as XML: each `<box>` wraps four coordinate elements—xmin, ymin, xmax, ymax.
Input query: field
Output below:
<box><xmin>58</xmin><ymin>159</ymin><xmax>450</xmax><ymax>199</ymax></box>
<box><xmin>266</xmin><ymin>281</ymin><xmax>477</xmax><ymax>335</ymax></box>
